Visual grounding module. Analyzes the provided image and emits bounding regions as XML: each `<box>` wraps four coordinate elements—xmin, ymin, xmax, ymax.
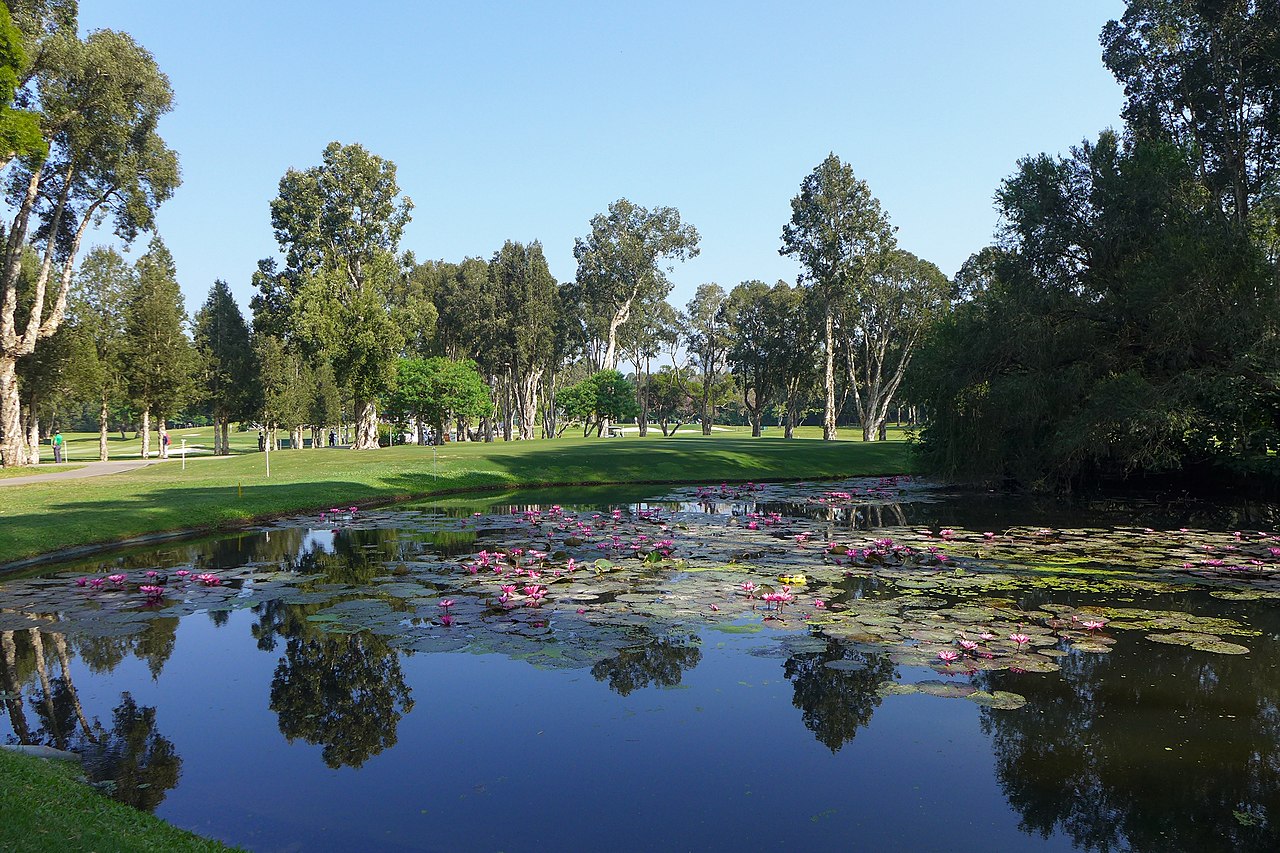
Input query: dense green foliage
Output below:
<box><xmin>913</xmin><ymin>1</ymin><xmax>1280</xmax><ymax>487</ymax></box>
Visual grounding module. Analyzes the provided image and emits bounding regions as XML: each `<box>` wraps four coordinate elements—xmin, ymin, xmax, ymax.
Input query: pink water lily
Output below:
<box><xmin>75</xmin><ymin>577</ymin><xmax>88</xmax><ymax>587</ymax></box>
<box><xmin>1081</xmin><ymin>619</ymin><xmax>1106</xmax><ymax>631</ymax></box>
<box><xmin>107</xmin><ymin>574</ymin><xmax>127</xmax><ymax>585</ymax></box>
<box><xmin>194</xmin><ymin>573</ymin><xmax>221</xmax><ymax>586</ymax></box>
<box><xmin>1009</xmin><ymin>633</ymin><xmax>1031</xmax><ymax>646</ymax></box>
<box><xmin>438</xmin><ymin>599</ymin><xmax>455</xmax><ymax>610</ymax></box>
<box><xmin>139</xmin><ymin>585</ymin><xmax>164</xmax><ymax>599</ymax></box>
<box><xmin>174</xmin><ymin>570</ymin><xmax>190</xmax><ymax>578</ymax></box>
<box><xmin>958</xmin><ymin>639</ymin><xmax>979</xmax><ymax>652</ymax></box>
<box><xmin>813</xmin><ymin>600</ymin><xmax>825</xmax><ymax>609</ymax></box>
<box><xmin>439</xmin><ymin>614</ymin><xmax>454</xmax><ymax>627</ymax></box>
<box><xmin>89</xmin><ymin>578</ymin><xmax>104</xmax><ymax>588</ymax></box>
<box><xmin>938</xmin><ymin>649</ymin><xmax>960</xmax><ymax>662</ymax></box>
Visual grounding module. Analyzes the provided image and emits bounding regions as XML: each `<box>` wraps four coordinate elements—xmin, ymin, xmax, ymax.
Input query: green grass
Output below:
<box><xmin>0</xmin><ymin>749</ymin><xmax>238</xmax><ymax>852</ymax></box>
<box><xmin>0</xmin><ymin>431</ymin><xmax>915</xmax><ymax>566</ymax></box>
<box><xmin>0</xmin><ymin>463</ymin><xmax>85</xmax><ymax>479</ymax></box>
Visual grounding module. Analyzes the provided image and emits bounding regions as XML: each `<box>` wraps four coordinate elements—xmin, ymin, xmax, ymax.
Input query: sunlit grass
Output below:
<box><xmin>0</xmin><ymin>431</ymin><xmax>915</xmax><ymax>565</ymax></box>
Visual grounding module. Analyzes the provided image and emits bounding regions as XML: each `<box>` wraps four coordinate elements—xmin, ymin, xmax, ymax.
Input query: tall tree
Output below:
<box><xmin>69</xmin><ymin>246</ymin><xmax>131</xmax><ymax>460</ymax></box>
<box><xmin>0</xmin><ymin>19</ymin><xmax>179</xmax><ymax>465</ymax></box>
<box><xmin>618</xmin><ymin>297</ymin><xmax>678</xmax><ymax>437</ymax></box>
<box><xmin>1101</xmin><ymin>0</ymin><xmax>1280</xmax><ymax>228</ymax></box>
<box><xmin>780</xmin><ymin>154</ymin><xmax>896</xmax><ymax>440</ymax></box>
<box><xmin>388</xmin><ymin>357</ymin><xmax>491</xmax><ymax>445</ymax></box>
<box><xmin>490</xmin><ymin>240</ymin><xmax>560</xmax><ymax>440</ymax></box>
<box><xmin>685</xmin><ymin>283</ymin><xmax>729</xmax><ymax>435</ymax></box>
<box><xmin>122</xmin><ymin>238</ymin><xmax>191</xmax><ymax>460</ymax></box>
<box><xmin>263</xmin><ymin>142</ymin><xmax>412</xmax><ymax>450</ymax></box>
<box><xmin>841</xmin><ymin>248</ymin><xmax>950</xmax><ymax>441</ymax></box>
<box><xmin>193</xmin><ymin>280</ymin><xmax>255</xmax><ymax>455</ymax></box>
<box><xmin>723</xmin><ymin>280</ymin><xmax>774</xmax><ymax>437</ymax></box>
<box><xmin>570</xmin><ymin>198</ymin><xmax>700</xmax><ymax>372</ymax></box>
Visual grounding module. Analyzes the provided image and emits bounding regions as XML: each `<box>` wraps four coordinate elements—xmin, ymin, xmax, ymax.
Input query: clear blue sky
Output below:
<box><xmin>79</xmin><ymin>1</ymin><xmax>1126</xmax><ymax>317</ymax></box>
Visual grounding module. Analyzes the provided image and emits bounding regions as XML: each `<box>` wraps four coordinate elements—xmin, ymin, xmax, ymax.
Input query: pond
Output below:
<box><xmin>3</xmin><ymin>478</ymin><xmax>1280</xmax><ymax>851</ymax></box>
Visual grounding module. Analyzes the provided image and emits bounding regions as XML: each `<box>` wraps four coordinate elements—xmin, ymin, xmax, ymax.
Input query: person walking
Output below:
<box><xmin>52</xmin><ymin>430</ymin><xmax>64</xmax><ymax>463</ymax></box>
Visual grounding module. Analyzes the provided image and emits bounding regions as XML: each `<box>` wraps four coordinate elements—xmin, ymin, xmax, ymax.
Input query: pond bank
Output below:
<box><xmin>0</xmin><ymin>435</ymin><xmax>915</xmax><ymax>570</ymax></box>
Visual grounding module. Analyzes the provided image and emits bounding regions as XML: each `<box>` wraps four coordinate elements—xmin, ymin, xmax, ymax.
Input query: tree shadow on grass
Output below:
<box><xmin>0</xmin><ymin>438</ymin><xmax>913</xmax><ymax>569</ymax></box>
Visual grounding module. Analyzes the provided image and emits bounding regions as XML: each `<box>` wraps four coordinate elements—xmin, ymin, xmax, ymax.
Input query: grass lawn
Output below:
<box><xmin>0</xmin><ymin>430</ymin><xmax>916</xmax><ymax>566</ymax></box>
<box><xmin>0</xmin><ymin>749</ymin><xmax>239</xmax><ymax>852</ymax></box>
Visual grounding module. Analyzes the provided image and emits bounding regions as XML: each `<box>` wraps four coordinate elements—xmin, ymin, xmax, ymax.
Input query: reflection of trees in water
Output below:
<box><xmin>591</xmin><ymin>635</ymin><xmax>703</xmax><ymax>696</ymax></box>
<box><xmin>978</xmin><ymin>628</ymin><xmax>1280</xmax><ymax>852</ymax></box>
<box><xmin>72</xmin><ymin>617</ymin><xmax>180</xmax><ymax>679</ymax></box>
<box><xmin>270</xmin><ymin>631</ymin><xmax>414</xmax><ymax>769</ymax></box>
<box><xmin>77</xmin><ymin>692</ymin><xmax>182</xmax><ymax>812</ymax></box>
<box><xmin>783</xmin><ymin>638</ymin><xmax>895</xmax><ymax>752</ymax></box>
<box><xmin>1</xmin><ymin>628</ymin><xmax>180</xmax><ymax>813</ymax></box>
<box><xmin>254</xmin><ymin>544</ymin><xmax>414</xmax><ymax>770</ymax></box>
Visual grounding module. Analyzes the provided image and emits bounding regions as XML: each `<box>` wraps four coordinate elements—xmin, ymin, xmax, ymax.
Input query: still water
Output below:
<box><xmin>2</xmin><ymin>479</ymin><xmax>1279</xmax><ymax>851</ymax></box>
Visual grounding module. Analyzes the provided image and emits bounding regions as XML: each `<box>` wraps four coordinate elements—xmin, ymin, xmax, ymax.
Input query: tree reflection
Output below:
<box><xmin>591</xmin><ymin>634</ymin><xmax>703</xmax><ymax>696</ymax></box>
<box><xmin>978</xmin><ymin>617</ymin><xmax>1280</xmax><ymax>851</ymax></box>
<box><xmin>77</xmin><ymin>692</ymin><xmax>182</xmax><ymax>812</ymax></box>
<box><xmin>783</xmin><ymin>639</ymin><xmax>895</xmax><ymax>752</ymax></box>
<box><xmin>270</xmin><ymin>631</ymin><xmax>413</xmax><ymax>769</ymax></box>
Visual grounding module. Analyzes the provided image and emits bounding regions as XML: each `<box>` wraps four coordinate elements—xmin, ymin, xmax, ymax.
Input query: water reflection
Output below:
<box><xmin>975</xmin><ymin>604</ymin><xmax>1280</xmax><ymax>853</ymax></box>
<box><xmin>270</xmin><ymin>631</ymin><xmax>413</xmax><ymax>769</ymax></box>
<box><xmin>783</xmin><ymin>639</ymin><xmax>895</xmax><ymax>753</ymax></box>
<box><xmin>5</xmin><ymin>483</ymin><xmax>1280</xmax><ymax>850</ymax></box>
<box><xmin>1</xmin><ymin>627</ymin><xmax>181</xmax><ymax>812</ymax></box>
<box><xmin>590</xmin><ymin>633</ymin><xmax>703</xmax><ymax>696</ymax></box>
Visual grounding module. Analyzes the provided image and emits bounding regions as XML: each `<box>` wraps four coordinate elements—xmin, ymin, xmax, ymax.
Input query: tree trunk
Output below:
<box><xmin>222</xmin><ymin>421</ymin><xmax>232</xmax><ymax>455</ymax></box>
<box><xmin>292</xmin><ymin>425</ymin><xmax>303</xmax><ymax>450</ymax></box>
<box><xmin>1</xmin><ymin>631</ymin><xmax>31</xmax><ymax>743</ymax></box>
<box><xmin>99</xmin><ymin>396</ymin><xmax>110</xmax><ymax>461</ymax></box>
<box><xmin>823</xmin><ymin>307</ymin><xmax>837</xmax><ymax>440</ymax></box>
<box><xmin>141</xmin><ymin>408</ymin><xmax>151</xmax><ymax>459</ymax></box>
<box><xmin>352</xmin><ymin>398</ymin><xmax>380</xmax><ymax>450</ymax></box>
<box><xmin>515</xmin><ymin>369</ymin><xmax>542</xmax><ymax>441</ymax></box>
<box><xmin>28</xmin><ymin>627</ymin><xmax>63</xmax><ymax>748</ymax></box>
<box><xmin>24</xmin><ymin>406</ymin><xmax>40</xmax><ymax>464</ymax></box>
<box><xmin>0</xmin><ymin>356</ymin><xmax>30</xmax><ymax>466</ymax></box>
<box><xmin>750</xmin><ymin>410</ymin><xmax>762</xmax><ymax>437</ymax></box>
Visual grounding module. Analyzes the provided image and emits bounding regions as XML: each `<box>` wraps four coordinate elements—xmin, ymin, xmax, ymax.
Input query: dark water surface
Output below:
<box><xmin>3</xmin><ymin>479</ymin><xmax>1279</xmax><ymax>852</ymax></box>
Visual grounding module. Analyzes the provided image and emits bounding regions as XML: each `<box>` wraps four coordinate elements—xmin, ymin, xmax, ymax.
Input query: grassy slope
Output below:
<box><xmin>0</xmin><ymin>749</ymin><xmax>238</xmax><ymax>852</ymax></box>
<box><xmin>0</xmin><ymin>431</ymin><xmax>914</xmax><ymax>565</ymax></box>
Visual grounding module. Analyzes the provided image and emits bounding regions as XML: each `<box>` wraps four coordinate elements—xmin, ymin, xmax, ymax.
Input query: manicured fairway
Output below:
<box><xmin>0</xmin><ymin>432</ymin><xmax>914</xmax><ymax>567</ymax></box>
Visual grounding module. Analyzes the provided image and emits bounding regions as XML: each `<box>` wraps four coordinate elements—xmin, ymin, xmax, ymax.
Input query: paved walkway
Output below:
<box><xmin>0</xmin><ymin>458</ymin><xmax>161</xmax><ymax>487</ymax></box>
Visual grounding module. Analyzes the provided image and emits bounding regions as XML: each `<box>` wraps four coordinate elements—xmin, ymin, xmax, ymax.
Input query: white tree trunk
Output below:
<box><xmin>823</xmin><ymin>309</ymin><xmax>838</xmax><ymax>440</ymax></box>
<box><xmin>25</xmin><ymin>409</ymin><xmax>40</xmax><ymax>464</ymax></box>
<box><xmin>352</xmin><ymin>399</ymin><xmax>380</xmax><ymax>450</ymax></box>
<box><xmin>0</xmin><ymin>355</ymin><xmax>27</xmax><ymax>467</ymax></box>
<box><xmin>141</xmin><ymin>408</ymin><xmax>151</xmax><ymax>459</ymax></box>
<box><xmin>99</xmin><ymin>397</ymin><xmax>110</xmax><ymax>461</ymax></box>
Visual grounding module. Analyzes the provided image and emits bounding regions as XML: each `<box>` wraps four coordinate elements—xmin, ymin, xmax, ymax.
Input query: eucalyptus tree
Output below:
<box><xmin>1102</xmin><ymin>0</ymin><xmax>1280</xmax><ymax>229</ymax></box>
<box><xmin>841</xmin><ymin>249</ymin><xmax>950</xmax><ymax>441</ymax></box>
<box><xmin>618</xmin><ymin>297</ymin><xmax>679</xmax><ymax>437</ymax></box>
<box><xmin>69</xmin><ymin>246</ymin><xmax>132</xmax><ymax>459</ymax></box>
<box><xmin>122</xmin><ymin>238</ymin><xmax>192</xmax><ymax>460</ymax></box>
<box><xmin>771</xmin><ymin>283</ymin><xmax>821</xmax><ymax>439</ymax></box>
<box><xmin>780</xmin><ymin>154</ymin><xmax>896</xmax><ymax>440</ymax></box>
<box><xmin>193</xmin><ymin>280</ymin><xmax>256</xmax><ymax>455</ymax></box>
<box><xmin>684</xmin><ymin>283</ymin><xmax>729</xmax><ymax>435</ymax></box>
<box><xmin>723</xmin><ymin>280</ymin><xmax>774</xmax><ymax>436</ymax></box>
<box><xmin>0</xmin><ymin>4</ymin><xmax>44</xmax><ymax>170</ymax></box>
<box><xmin>490</xmin><ymin>240</ymin><xmax>560</xmax><ymax>440</ymax></box>
<box><xmin>262</xmin><ymin>142</ymin><xmax>412</xmax><ymax>450</ymax></box>
<box><xmin>570</xmin><ymin>198</ymin><xmax>700</xmax><ymax>372</ymax></box>
<box><xmin>0</xmin><ymin>20</ymin><xmax>178</xmax><ymax>465</ymax></box>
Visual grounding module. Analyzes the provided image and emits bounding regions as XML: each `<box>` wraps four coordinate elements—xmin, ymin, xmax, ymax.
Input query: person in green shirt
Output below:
<box><xmin>52</xmin><ymin>430</ymin><xmax>64</xmax><ymax>463</ymax></box>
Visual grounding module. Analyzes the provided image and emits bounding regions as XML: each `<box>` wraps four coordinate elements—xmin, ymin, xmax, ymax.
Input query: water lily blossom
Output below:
<box><xmin>1009</xmin><ymin>633</ymin><xmax>1031</xmax><ymax>646</ymax></box>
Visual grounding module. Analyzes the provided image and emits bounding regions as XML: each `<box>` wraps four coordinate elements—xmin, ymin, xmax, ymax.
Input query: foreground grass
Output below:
<box><xmin>0</xmin><ymin>432</ymin><xmax>914</xmax><ymax>566</ymax></box>
<box><xmin>0</xmin><ymin>750</ymin><xmax>236</xmax><ymax>852</ymax></box>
